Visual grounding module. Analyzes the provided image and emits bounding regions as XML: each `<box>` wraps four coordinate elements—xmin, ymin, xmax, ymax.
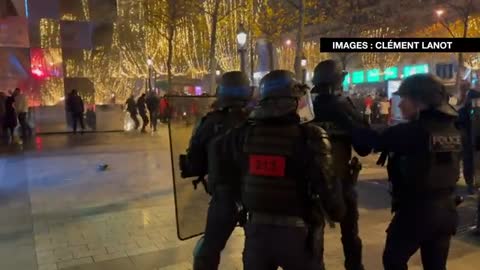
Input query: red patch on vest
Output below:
<box><xmin>249</xmin><ymin>155</ymin><xmax>286</xmax><ymax>177</ymax></box>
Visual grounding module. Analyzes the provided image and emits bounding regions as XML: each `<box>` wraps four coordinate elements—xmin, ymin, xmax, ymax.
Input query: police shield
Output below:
<box><xmin>167</xmin><ymin>95</ymin><xmax>216</xmax><ymax>240</ymax></box>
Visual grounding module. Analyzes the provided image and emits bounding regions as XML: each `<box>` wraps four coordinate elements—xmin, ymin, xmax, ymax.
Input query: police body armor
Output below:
<box><xmin>186</xmin><ymin>106</ymin><xmax>249</xmax><ymax>179</ymax></box>
<box><xmin>312</xmin><ymin>95</ymin><xmax>354</xmax><ymax>183</ymax></box>
<box><xmin>387</xmin><ymin>118</ymin><xmax>460</xmax><ymax>211</ymax></box>
<box><xmin>241</xmin><ymin>123</ymin><xmax>309</xmax><ymax>218</ymax></box>
<box><xmin>170</xmin><ymin>95</ymin><xmax>248</xmax><ymax>240</ymax></box>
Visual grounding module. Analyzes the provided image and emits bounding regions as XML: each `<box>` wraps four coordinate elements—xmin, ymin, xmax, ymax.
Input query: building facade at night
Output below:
<box><xmin>0</xmin><ymin>0</ymin><xmax>146</xmax><ymax>107</ymax></box>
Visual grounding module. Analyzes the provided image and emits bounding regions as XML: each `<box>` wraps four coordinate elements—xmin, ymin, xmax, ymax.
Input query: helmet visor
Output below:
<box><xmin>297</xmin><ymin>88</ymin><xmax>315</xmax><ymax>123</ymax></box>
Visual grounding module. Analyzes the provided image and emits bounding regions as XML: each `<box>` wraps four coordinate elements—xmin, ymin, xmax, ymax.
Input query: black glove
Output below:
<box><xmin>179</xmin><ymin>154</ymin><xmax>194</xmax><ymax>178</ymax></box>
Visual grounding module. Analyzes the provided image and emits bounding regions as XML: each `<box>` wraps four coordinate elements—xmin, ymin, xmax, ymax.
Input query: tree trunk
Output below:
<box><xmin>208</xmin><ymin>0</ymin><xmax>220</xmax><ymax>95</ymax></box>
<box><xmin>167</xmin><ymin>26</ymin><xmax>175</xmax><ymax>93</ymax></box>
<box><xmin>294</xmin><ymin>0</ymin><xmax>305</xmax><ymax>80</ymax></box>
<box><xmin>456</xmin><ymin>16</ymin><xmax>470</xmax><ymax>94</ymax></box>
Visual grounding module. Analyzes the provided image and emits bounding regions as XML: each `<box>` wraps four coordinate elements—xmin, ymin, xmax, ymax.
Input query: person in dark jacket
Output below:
<box><xmin>311</xmin><ymin>59</ymin><xmax>371</xmax><ymax>270</ymax></box>
<box><xmin>354</xmin><ymin>74</ymin><xmax>460</xmax><ymax>270</ymax></box>
<box><xmin>125</xmin><ymin>94</ymin><xmax>140</xmax><ymax>130</ymax></box>
<box><xmin>3</xmin><ymin>91</ymin><xmax>17</xmax><ymax>144</ymax></box>
<box><xmin>137</xmin><ymin>93</ymin><xmax>149</xmax><ymax>133</ymax></box>
<box><xmin>0</xmin><ymin>91</ymin><xmax>6</xmax><ymax>140</ymax></box>
<box><xmin>66</xmin><ymin>89</ymin><xmax>85</xmax><ymax>134</ymax></box>
<box><xmin>457</xmin><ymin>82</ymin><xmax>480</xmax><ymax>194</ymax></box>
<box><xmin>146</xmin><ymin>92</ymin><xmax>160</xmax><ymax>132</ymax></box>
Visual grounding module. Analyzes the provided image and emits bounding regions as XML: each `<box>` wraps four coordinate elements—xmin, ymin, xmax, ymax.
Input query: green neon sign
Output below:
<box><xmin>403</xmin><ymin>64</ymin><xmax>429</xmax><ymax>77</ymax></box>
<box><xmin>384</xmin><ymin>67</ymin><xmax>398</xmax><ymax>80</ymax></box>
<box><xmin>343</xmin><ymin>73</ymin><xmax>350</xmax><ymax>86</ymax></box>
<box><xmin>352</xmin><ymin>71</ymin><xmax>364</xmax><ymax>84</ymax></box>
<box><xmin>367</xmin><ymin>69</ymin><xmax>380</xmax><ymax>82</ymax></box>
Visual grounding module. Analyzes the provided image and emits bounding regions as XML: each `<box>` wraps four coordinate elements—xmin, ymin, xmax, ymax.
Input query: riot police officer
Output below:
<box><xmin>457</xmin><ymin>81</ymin><xmax>480</xmax><ymax>194</ymax></box>
<box><xmin>210</xmin><ymin>70</ymin><xmax>346</xmax><ymax>270</ymax></box>
<box><xmin>311</xmin><ymin>59</ymin><xmax>371</xmax><ymax>270</ymax></box>
<box><xmin>180</xmin><ymin>71</ymin><xmax>252</xmax><ymax>270</ymax></box>
<box><xmin>355</xmin><ymin>74</ymin><xmax>460</xmax><ymax>270</ymax></box>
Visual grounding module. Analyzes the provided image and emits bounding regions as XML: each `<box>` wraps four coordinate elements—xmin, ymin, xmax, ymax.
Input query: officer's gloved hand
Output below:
<box><xmin>179</xmin><ymin>154</ymin><xmax>194</xmax><ymax>178</ymax></box>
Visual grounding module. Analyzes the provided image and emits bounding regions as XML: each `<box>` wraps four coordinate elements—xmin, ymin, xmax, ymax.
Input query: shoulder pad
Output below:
<box><xmin>302</xmin><ymin>123</ymin><xmax>329</xmax><ymax>139</ymax></box>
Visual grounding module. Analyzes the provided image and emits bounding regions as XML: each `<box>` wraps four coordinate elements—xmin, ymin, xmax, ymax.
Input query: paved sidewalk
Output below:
<box><xmin>0</xmin><ymin>129</ymin><xmax>479</xmax><ymax>270</ymax></box>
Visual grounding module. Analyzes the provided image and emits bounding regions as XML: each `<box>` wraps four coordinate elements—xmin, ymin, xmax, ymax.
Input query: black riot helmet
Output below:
<box><xmin>215</xmin><ymin>71</ymin><xmax>251</xmax><ymax>109</ymax></box>
<box><xmin>311</xmin><ymin>59</ymin><xmax>348</xmax><ymax>94</ymax></box>
<box><xmin>253</xmin><ymin>70</ymin><xmax>314</xmax><ymax>122</ymax></box>
<box><xmin>394</xmin><ymin>73</ymin><xmax>457</xmax><ymax>116</ymax></box>
<box><xmin>258</xmin><ymin>70</ymin><xmax>307</xmax><ymax>101</ymax></box>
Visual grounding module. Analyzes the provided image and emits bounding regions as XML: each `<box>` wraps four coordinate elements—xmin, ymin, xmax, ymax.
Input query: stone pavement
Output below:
<box><xmin>0</xmin><ymin>128</ymin><xmax>479</xmax><ymax>270</ymax></box>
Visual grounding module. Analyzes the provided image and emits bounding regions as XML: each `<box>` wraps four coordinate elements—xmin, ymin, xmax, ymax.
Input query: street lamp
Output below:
<box><xmin>301</xmin><ymin>54</ymin><xmax>307</xmax><ymax>84</ymax></box>
<box><xmin>285</xmin><ymin>39</ymin><xmax>292</xmax><ymax>46</ymax></box>
<box><xmin>237</xmin><ymin>23</ymin><xmax>247</xmax><ymax>73</ymax></box>
<box><xmin>147</xmin><ymin>57</ymin><xmax>153</xmax><ymax>92</ymax></box>
<box><xmin>216</xmin><ymin>69</ymin><xmax>221</xmax><ymax>76</ymax></box>
<box><xmin>435</xmin><ymin>9</ymin><xmax>444</xmax><ymax>18</ymax></box>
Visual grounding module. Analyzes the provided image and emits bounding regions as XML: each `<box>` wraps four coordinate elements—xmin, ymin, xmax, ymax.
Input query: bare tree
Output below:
<box><xmin>144</xmin><ymin>0</ymin><xmax>199</xmax><ymax>91</ymax></box>
<box><xmin>434</xmin><ymin>0</ymin><xmax>478</xmax><ymax>91</ymax></box>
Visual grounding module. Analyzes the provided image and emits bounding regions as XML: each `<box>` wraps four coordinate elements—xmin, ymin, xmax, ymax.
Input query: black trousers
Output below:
<box><xmin>149</xmin><ymin>111</ymin><xmax>158</xmax><ymax>131</ymax></box>
<box><xmin>383</xmin><ymin>205</ymin><xmax>456</xmax><ymax>270</ymax></box>
<box><xmin>243</xmin><ymin>223</ymin><xmax>324</xmax><ymax>270</ymax></box>
<box><xmin>129</xmin><ymin>112</ymin><xmax>140</xmax><ymax>130</ymax></box>
<box><xmin>140</xmin><ymin>113</ymin><xmax>149</xmax><ymax>132</ymax></box>
<box><xmin>340</xmin><ymin>186</ymin><xmax>364</xmax><ymax>270</ymax></box>
<box><xmin>316</xmin><ymin>184</ymin><xmax>363</xmax><ymax>270</ymax></box>
<box><xmin>462</xmin><ymin>133</ymin><xmax>474</xmax><ymax>187</ymax></box>
<box><xmin>71</xmin><ymin>112</ymin><xmax>85</xmax><ymax>133</ymax></box>
<box><xmin>18</xmin><ymin>112</ymin><xmax>31</xmax><ymax>140</ymax></box>
<box><xmin>193</xmin><ymin>194</ymin><xmax>238</xmax><ymax>270</ymax></box>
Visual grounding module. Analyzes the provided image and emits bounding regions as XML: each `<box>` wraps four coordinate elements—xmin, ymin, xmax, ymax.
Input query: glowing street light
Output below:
<box><xmin>435</xmin><ymin>9</ymin><xmax>445</xmax><ymax>17</ymax></box>
<box><xmin>147</xmin><ymin>57</ymin><xmax>153</xmax><ymax>91</ymax></box>
<box><xmin>301</xmin><ymin>54</ymin><xmax>307</xmax><ymax>83</ymax></box>
<box><xmin>285</xmin><ymin>39</ymin><xmax>292</xmax><ymax>46</ymax></box>
<box><xmin>237</xmin><ymin>23</ymin><xmax>247</xmax><ymax>73</ymax></box>
<box><xmin>236</xmin><ymin>24</ymin><xmax>247</xmax><ymax>49</ymax></box>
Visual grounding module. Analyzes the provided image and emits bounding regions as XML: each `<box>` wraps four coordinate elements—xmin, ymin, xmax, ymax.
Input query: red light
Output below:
<box><xmin>31</xmin><ymin>67</ymin><xmax>45</xmax><ymax>78</ymax></box>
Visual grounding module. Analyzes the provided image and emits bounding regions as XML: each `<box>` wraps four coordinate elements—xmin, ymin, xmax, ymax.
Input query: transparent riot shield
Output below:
<box><xmin>167</xmin><ymin>96</ymin><xmax>216</xmax><ymax>240</ymax></box>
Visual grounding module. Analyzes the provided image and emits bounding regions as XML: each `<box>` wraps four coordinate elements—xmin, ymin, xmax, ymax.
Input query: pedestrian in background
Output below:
<box><xmin>125</xmin><ymin>94</ymin><xmax>140</xmax><ymax>130</ymax></box>
<box><xmin>379</xmin><ymin>96</ymin><xmax>391</xmax><ymax>125</ymax></box>
<box><xmin>146</xmin><ymin>92</ymin><xmax>159</xmax><ymax>132</ymax></box>
<box><xmin>137</xmin><ymin>93</ymin><xmax>149</xmax><ymax>133</ymax></box>
<box><xmin>0</xmin><ymin>91</ymin><xmax>6</xmax><ymax>141</ymax></box>
<box><xmin>13</xmin><ymin>88</ymin><xmax>31</xmax><ymax>141</ymax></box>
<box><xmin>4</xmin><ymin>91</ymin><xmax>17</xmax><ymax>144</ymax></box>
<box><xmin>66</xmin><ymin>89</ymin><xmax>85</xmax><ymax>134</ymax></box>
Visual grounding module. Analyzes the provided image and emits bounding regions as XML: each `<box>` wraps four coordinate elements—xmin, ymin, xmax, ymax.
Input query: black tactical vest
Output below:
<box><xmin>189</xmin><ymin>106</ymin><xmax>248</xmax><ymax>179</ymax></box>
<box><xmin>241</xmin><ymin>123</ymin><xmax>309</xmax><ymax>217</ymax></box>
<box><xmin>313</xmin><ymin>96</ymin><xmax>352</xmax><ymax>181</ymax></box>
<box><xmin>387</xmin><ymin>117</ymin><xmax>460</xmax><ymax>206</ymax></box>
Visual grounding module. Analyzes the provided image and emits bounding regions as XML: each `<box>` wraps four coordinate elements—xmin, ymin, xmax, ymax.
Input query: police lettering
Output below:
<box><xmin>431</xmin><ymin>135</ymin><xmax>461</xmax><ymax>152</ymax></box>
<box><xmin>432</xmin><ymin>135</ymin><xmax>461</xmax><ymax>145</ymax></box>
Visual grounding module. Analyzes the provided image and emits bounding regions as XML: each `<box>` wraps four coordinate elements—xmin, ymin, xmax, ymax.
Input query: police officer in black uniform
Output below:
<box><xmin>180</xmin><ymin>71</ymin><xmax>252</xmax><ymax>270</ymax></box>
<box><xmin>311</xmin><ymin>60</ymin><xmax>371</xmax><ymax>270</ymax></box>
<box><xmin>355</xmin><ymin>74</ymin><xmax>460</xmax><ymax>270</ymax></box>
<box><xmin>457</xmin><ymin>82</ymin><xmax>480</xmax><ymax>194</ymax></box>
<box><xmin>210</xmin><ymin>70</ymin><xmax>346</xmax><ymax>270</ymax></box>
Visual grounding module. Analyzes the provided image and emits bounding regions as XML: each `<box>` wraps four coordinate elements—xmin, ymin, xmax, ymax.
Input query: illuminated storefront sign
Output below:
<box><xmin>384</xmin><ymin>67</ymin><xmax>398</xmax><ymax>80</ymax></box>
<box><xmin>367</xmin><ymin>69</ymin><xmax>380</xmax><ymax>82</ymax></box>
<box><xmin>352</xmin><ymin>71</ymin><xmax>364</xmax><ymax>84</ymax></box>
<box><xmin>403</xmin><ymin>64</ymin><xmax>429</xmax><ymax>77</ymax></box>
